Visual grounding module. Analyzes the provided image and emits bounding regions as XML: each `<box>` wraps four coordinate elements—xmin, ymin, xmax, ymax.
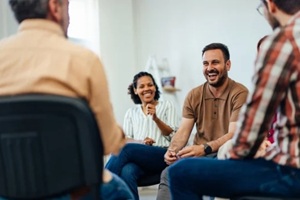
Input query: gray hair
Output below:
<box><xmin>9</xmin><ymin>0</ymin><xmax>61</xmax><ymax>23</ymax></box>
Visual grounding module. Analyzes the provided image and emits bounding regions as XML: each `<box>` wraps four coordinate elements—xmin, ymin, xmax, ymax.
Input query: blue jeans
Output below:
<box><xmin>169</xmin><ymin>157</ymin><xmax>300</xmax><ymax>200</ymax></box>
<box><xmin>81</xmin><ymin>173</ymin><xmax>134</xmax><ymax>200</ymax></box>
<box><xmin>105</xmin><ymin>143</ymin><xmax>168</xmax><ymax>200</ymax></box>
<box><xmin>0</xmin><ymin>173</ymin><xmax>134</xmax><ymax>200</ymax></box>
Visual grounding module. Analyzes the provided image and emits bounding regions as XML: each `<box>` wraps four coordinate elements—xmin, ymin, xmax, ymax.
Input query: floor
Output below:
<box><xmin>139</xmin><ymin>186</ymin><xmax>158</xmax><ymax>200</ymax></box>
<box><xmin>139</xmin><ymin>186</ymin><xmax>213</xmax><ymax>200</ymax></box>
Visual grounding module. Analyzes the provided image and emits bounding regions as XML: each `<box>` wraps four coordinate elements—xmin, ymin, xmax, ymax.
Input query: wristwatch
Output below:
<box><xmin>203</xmin><ymin>143</ymin><xmax>212</xmax><ymax>155</ymax></box>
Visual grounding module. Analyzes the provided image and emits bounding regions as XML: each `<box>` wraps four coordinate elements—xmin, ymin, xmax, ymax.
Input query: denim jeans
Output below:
<box><xmin>169</xmin><ymin>157</ymin><xmax>300</xmax><ymax>200</ymax></box>
<box><xmin>81</xmin><ymin>173</ymin><xmax>134</xmax><ymax>200</ymax></box>
<box><xmin>105</xmin><ymin>143</ymin><xmax>168</xmax><ymax>200</ymax></box>
<box><xmin>156</xmin><ymin>153</ymin><xmax>217</xmax><ymax>200</ymax></box>
<box><xmin>0</xmin><ymin>173</ymin><xmax>134</xmax><ymax>200</ymax></box>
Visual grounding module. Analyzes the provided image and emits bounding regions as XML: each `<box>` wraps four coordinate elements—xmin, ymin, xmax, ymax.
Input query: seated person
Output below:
<box><xmin>105</xmin><ymin>71</ymin><xmax>180</xmax><ymax>200</ymax></box>
<box><xmin>157</xmin><ymin>43</ymin><xmax>249</xmax><ymax>200</ymax></box>
<box><xmin>0</xmin><ymin>0</ymin><xmax>133</xmax><ymax>199</ymax></box>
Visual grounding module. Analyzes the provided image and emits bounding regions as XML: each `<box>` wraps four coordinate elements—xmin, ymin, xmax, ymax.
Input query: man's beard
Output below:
<box><xmin>207</xmin><ymin>70</ymin><xmax>228</xmax><ymax>88</ymax></box>
<box><xmin>267</xmin><ymin>11</ymin><xmax>281</xmax><ymax>30</ymax></box>
<box><xmin>270</xmin><ymin>17</ymin><xmax>280</xmax><ymax>30</ymax></box>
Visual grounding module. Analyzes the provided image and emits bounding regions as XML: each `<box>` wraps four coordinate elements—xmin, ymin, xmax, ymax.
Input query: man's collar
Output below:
<box><xmin>204</xmin><ymin>78</ymin><xmax>233</xmax><ymax>100</ymax></box>
<box><xmin>18</xmin><ymin>19</ymin><xmax>65</xmax><ymax>37</ymax></box>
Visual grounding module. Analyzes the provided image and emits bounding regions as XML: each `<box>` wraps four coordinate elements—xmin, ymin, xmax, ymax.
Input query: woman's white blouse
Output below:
<box><xmin>123</xmin><ymin>100</ymin><xmax>180</xmax><ymax>147</ymax></box>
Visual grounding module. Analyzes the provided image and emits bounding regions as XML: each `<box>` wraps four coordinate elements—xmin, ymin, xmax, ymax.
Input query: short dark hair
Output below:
<box><xmin>9</xmin><ymin>0</ymin><xmax>61</xmax><ymax>23</ymax></box>
<box><xmin>273</xmin><ymin>0</ymin><xmax>300</xmax><ymax>15</ymax></box>
<box><xmin>202</xmin><ymin>43</ymin><xmax>230</xmax><ymax>61</ymax></box>
<box><xmin>128</xmin><ymin>71</ymin><xmax>161</xmax><ymax>104</ymax></box>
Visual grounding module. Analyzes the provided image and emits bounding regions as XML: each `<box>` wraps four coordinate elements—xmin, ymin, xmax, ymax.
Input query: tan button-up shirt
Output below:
<box><xmin>0</xmin><ymin>20</ymin><xmax>125</xmax><ymax>197</ymax></box>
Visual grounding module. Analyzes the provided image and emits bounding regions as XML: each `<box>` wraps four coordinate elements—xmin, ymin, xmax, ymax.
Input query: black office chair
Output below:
<box><xmin>0</xmin><ymin>94</ymin><xmax>104</xmax><ymax>200</ymax></box>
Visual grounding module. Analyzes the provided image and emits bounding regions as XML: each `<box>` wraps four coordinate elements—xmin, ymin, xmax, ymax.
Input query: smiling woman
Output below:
<box><xmin>105</xmin><ymin>71</ymin><xmax>180</xmax><ymax>200</ymax></box>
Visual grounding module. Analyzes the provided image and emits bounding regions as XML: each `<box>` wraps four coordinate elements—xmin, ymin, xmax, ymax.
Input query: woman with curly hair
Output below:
<box><xmin>105</xmin><ymin>71</ymin><xmax>179</xmax><ymax>200</ymax></box>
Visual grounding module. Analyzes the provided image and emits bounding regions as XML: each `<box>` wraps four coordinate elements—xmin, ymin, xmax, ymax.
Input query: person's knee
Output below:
<box><xmin>105</xmin><ymin>155</ymin><xmax>117</xmax><ymax>169</ymax></box>
<box><xmin>168</xmin><ymin>160</ymin><xmax>189</xmax><ymax>182</ymax></box>
<box><xmin>160</xmin><ymin>167</ymin><xmax>169</xmax><ymax>185</ymax></box>
<box><xmin>121</xmin><ymin>143</ymin><xmax>141</xmax><ymax>156</ymax></box>
<box><xmin>122</xmin><ymin>143</ymin><xmax>140</xmax><ymax>151</ymax></box>
<box><xmin>102</xmin><ymin>172</ymin><xmax>134</xmax><ymax>200</ymax></box>
<box><xmin>120</xmin><ymin>163</ymin><xmax>141</xmax><ymax>181</ymax></box>
<box><xmin>121</xmin><ymin>163</ymin><xmax>136</xmax><ymax>175</ymax></box>
<box><xmin>168</xmin><ymin>164</ymin><xmax>177</xmax><ymax>181</ymax></box>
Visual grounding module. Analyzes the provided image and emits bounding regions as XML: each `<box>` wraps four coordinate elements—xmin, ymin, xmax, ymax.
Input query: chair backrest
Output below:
<box><xmin>0</xmin><ymin>94</ymin><xmax>103</xmax><ymax>199</ymax></box>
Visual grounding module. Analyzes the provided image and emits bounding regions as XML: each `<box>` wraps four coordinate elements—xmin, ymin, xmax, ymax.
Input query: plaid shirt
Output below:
<box><xmin>229</xmin><ymin>11</ymin><xmax>300</xmax><ymax>168</ymax></box>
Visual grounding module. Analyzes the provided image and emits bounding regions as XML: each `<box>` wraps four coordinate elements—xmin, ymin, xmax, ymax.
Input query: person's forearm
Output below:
<box><xmin>153</xmin><ymin>117</ymin><xmax>174</xmax><ymax>136</ymax></box>
<box><xmin>208</xmin><ymin>132</ymin><xmax>234</xmax><ymax>152</ymax></box>
<box><xmin>168</xmin><ymin>131</ymin><xmax>190</xmax><ymax>152</ymax></box>
<box><xmin>208</xmin><ymin>121</ymin><xmax>237</xmax><ymax>152</ymax></box>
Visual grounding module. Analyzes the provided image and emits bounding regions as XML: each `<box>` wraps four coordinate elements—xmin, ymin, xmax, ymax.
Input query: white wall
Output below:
<box><xmin>0</xmin><ymin>1</ymin><xmax>18</xmax><ymax>37</ymax></box>
<box><xmin>98</xmin><ymin>0</ymin><xmax>137</xmax><ymax>124</ymax></box>
<box><xmin>0</xmin><ymin>0</ymin><xmax>272</xmax><ymax>125</ymax></box>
